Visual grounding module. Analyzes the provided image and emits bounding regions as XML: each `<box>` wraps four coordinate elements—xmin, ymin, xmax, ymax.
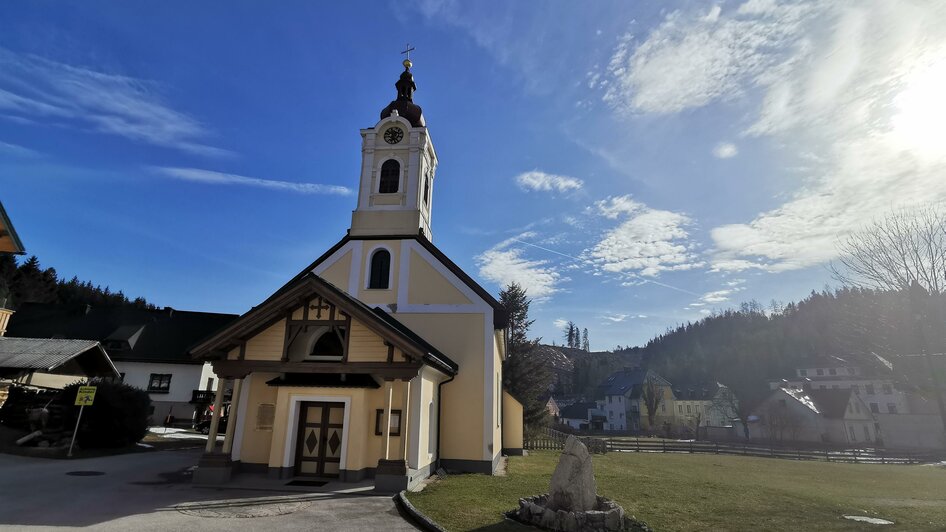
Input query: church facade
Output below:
<box><xmin>190</xmin><ymin>58</ymin><xmax>523</xmax><ymax>491</ymax></box>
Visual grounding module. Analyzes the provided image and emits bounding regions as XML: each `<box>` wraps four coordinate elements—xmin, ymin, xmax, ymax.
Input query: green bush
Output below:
<box><xmin>58</xmin><ymin>379</ymin><xmax>151</xmax><ymax>448</ymax></box>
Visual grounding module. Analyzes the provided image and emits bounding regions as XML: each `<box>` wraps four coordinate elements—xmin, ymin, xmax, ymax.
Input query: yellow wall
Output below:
<box><xmin>502</xmin><ymin>391</ymin><xmax>523</xmax><ymax>450</ymax></box>
<box><xmin>244</xmin><ymin>320</ymin><xmax>286</xmax><ymax>361</ymax></box>
<box><xmin>492</xmin><ymin>333</ymin><xmax>503</xmax><ymax>459</ymax></box>
<box><xmin>347</xmin><ymin>321</ymin><xmax>390</xmax><ymax>362</ymax></box>
<box><xmin>238</xmin><ymin>372</ymin><xmax>280</xmax><ymax>465</ymax></box>
<box><xmin>261</xmin><ymin>383</ymin><xmax>411</xmax><ymax>472</ymax></box>
<box><xmin>395</xmin><ymin>312</ymin><xmax>486</xmax><ymax>462</ymax></box>
<box><xmin>320</xmin><ymin>250</ymin><xmax>352</xmax><ymax>289</ymax></box>
<box><xmin>414</xmin><ymin>369</ymin><xmax>441</xmax><ymax>470</ymax></box>
<box><xmin>350</xmin><ymin>210</ymin><xmax>423</xmax><ymax>238</ymax></box>
<box><xmin>407</xmin><ymin>250</ymin><xmax>471</xmax><ymax>305</ymax></box>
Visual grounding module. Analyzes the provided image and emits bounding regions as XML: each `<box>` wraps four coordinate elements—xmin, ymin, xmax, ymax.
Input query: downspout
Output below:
<box><xmin>435</xmin><ymin>373</ymin><xmax>456</xmax><ymax>471</ymax></box>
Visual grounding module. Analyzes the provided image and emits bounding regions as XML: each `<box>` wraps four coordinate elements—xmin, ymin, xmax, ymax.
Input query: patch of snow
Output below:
<box><xmin>782</xmin><ymin>387</ymin><xmax>820</xmax><ymax>413</ymax></box>
<box><xmin>843</xmin><ymin>515</ymin><xmax>894</xmax><ymax>525</ymax></box>
<box><xmin>136</xmin><ymin>443</ymin><xmax>154</xmax><ymax>448</ymax></box>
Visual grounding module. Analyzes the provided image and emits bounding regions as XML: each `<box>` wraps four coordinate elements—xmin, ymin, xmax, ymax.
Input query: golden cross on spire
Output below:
<box><xmin>401</xmin><ymin>43</ymin><xmax>415</xmax><ymax>69</ymax></box>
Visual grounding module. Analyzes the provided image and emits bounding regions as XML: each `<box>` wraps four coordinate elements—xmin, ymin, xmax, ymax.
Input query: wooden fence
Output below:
<box><xmin>525</xmin><ymin>427</ymin><xmax>609</xmax><ymax>454</ymax></box>
<box><xmin>525</xmin><ymin>430</ymin><xmax>945</xmax><ymax>464</ymax></box>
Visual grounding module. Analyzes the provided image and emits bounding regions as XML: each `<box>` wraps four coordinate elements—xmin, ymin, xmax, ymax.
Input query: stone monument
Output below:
<box><xmin>510</xmin><ymin>435</ymin><xmax>650</xmax><ymax>532</ymax></box>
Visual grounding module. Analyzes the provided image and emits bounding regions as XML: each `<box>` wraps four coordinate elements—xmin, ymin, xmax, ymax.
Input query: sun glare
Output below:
<box><xmin>891</xmin><ymin>54</ymin><xmax>946</xmax><ymax>160</ymax></box>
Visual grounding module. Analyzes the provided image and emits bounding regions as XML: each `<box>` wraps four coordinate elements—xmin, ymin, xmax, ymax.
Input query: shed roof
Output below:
<box><xmin>559</xmin><ymin>401</ymin><xmax>596</xmax><ymax>420</ymax></box>
<box><xmin>7</xmin><ymin>303</ymin><xmax>238</xmax><ymax>364</ymax></box>
<box><xmin>0</xmin><ymin>337</ymin><xmax>118</xmax><ymax>378</ymax></box>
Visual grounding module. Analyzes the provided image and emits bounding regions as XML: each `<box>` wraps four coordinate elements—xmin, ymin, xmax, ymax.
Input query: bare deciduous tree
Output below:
<box><xmin>641</xmin><ymin>377</ymin><xmax>664</xmax><ymax>430</ymax></box>
<box><xmin>832</xmin><ymin>206</ymin><xmax>946</xmax><ymax>294</ymax></box>
<box><xmin>710</xmin><ymin>386</ymin><xmax>749</xmax><ymax>439</ymax></box>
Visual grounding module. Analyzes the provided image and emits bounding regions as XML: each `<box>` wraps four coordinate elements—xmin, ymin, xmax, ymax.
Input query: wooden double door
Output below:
<box><xmin>294</xmin><ymin>402</ymin><xmax>345</xmax><ymax>477</ymax></box>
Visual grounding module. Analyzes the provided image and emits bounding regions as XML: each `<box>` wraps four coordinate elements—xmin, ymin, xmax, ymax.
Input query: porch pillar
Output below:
<box><xmin>204</xmin><ymin>377</ymin><xmax>228</xmax><ymax>453</ymax></box>
<box><xmin>221</xmin><ymin>378</ymin><xmax>243</xmax><ymax>456</ymax></box>
<box><xmin>383</xmin><ymin>379</ymin><xmax>394</xmax><ymax>460</ymax></box>
<box><xmin>194</xmin><ymin>376</ymin><xmax>235</xmax><ymax>484</ymax></box>
<box><xmin>401</xmin><ymin>379</ymin><xmax>411</xmax><ymax>465</ymax></box>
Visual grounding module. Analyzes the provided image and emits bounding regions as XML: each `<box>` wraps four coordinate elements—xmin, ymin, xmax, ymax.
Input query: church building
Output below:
<box><xmin>190</xmin><ymin>56</ymin><xmax>524</xmax><ymax>491</ymax></box>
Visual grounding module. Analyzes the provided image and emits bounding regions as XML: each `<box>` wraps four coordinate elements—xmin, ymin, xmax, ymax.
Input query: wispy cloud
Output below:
<box><xmin>601</xmin><ymin>313</ymin><xmax>629</xmax><ymax>322</ymax></box>
<box><xmin>0</xmin><ymin>140</ymin><xmax>40</xmax><ymax>158</ymax></box>
<box><xmin>476</xmin><ymin>232</ymin><xmax>564</xmax><ymax>300</ymax></box>
<box><xmin>0</xmin><ymin>47</ymin><xmax>230</xmax><ymax>156</ymax></box>
<box><xmin>603</xmin><ymin>2</ymin><xmax>817</xmax><ymax>115</ymax></box>
<box><xmin>553</xmin><ymin>318</ymin><xmax>569</xmax><ymax>329</ymax></box>
<box><xmin>583</xmin><ymin>195</ymin><xmax>703</xmax><ymax>277</ymax></box>
<box><xmin>152</xmin><ymin>167</ymin><xmax>352</xmax><ymax>196</ymax></box>
<box><xmin>515</xmin><ymin>170</ymin><xmax>584</xmax><ymax>193</ymax></box>
<box><xmin>605</xmin><ymin>1</ymin><xmax>946</xmax><ymax>273</ymax></box>
<box><xmin>713</xmin><ymin>142</ymin><xmax>738</xmax><ymax>159</ymax></box>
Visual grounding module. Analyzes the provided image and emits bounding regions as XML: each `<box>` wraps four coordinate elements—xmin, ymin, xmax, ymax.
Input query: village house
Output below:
<box><xmin>6</xmin><ymin>302</ymin><xmax>237</xmax><ymax>424</ymax></box>
<box><xmin>598</xmin><ymin>368</ymin><xmax>674</xmax><ymax>431</ymax></box>
<box><xmin>750</xmin><ymin>386</ymin><xmax>877</xmax><ymax>444</ymax></box>
<box><xmin>770</xmin><ymin>354</ymin><xmax>909</xmax><ymax>415</ymax></box>
<box><xmin>671</xmin><ymin>381</ymin><xmax>738</xmax><ymax>437</ymax></box>
<box><xmin>188</xmin><ymin>59</ymin><xmax>523</xmax><ymax>491</ymax></box>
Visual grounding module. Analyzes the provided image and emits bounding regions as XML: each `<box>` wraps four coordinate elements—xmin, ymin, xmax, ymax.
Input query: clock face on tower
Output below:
<box><xmin>383</xmin><ymin>127</ymin><xmax>404</xmax><ymax>144</ymax></box>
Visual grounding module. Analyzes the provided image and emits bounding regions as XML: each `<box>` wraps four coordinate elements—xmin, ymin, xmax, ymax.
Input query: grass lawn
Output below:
<box><xmin>406</xmin><ymin>451</ymin><xmax>946</xmax><ymax>531</ymax></box>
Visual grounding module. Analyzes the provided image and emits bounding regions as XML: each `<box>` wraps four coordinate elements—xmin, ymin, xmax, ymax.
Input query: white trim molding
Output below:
<box><xmin>281</xmin><ymin>395</ymin><xmax>352</xmax><ymax>471</ymax></box>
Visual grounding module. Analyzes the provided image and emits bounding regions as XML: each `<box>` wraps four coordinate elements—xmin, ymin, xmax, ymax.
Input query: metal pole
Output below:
<box><xmin>67</xmin><ymin>405</ymin><xmax>84</xmax><ymax>458</ymax></box>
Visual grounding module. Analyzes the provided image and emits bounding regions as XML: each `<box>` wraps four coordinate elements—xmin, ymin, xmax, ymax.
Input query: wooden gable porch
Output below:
<box><xmin>189</xmin><ymin>273</ymin><xmax>457</xmax><ymax>489</ymax></box>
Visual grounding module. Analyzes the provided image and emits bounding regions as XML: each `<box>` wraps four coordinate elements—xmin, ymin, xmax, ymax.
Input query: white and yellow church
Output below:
<box><xmin>190</xmin><ymin>58</ymin><xmax>523</xmax><ymax>491</ymax></box>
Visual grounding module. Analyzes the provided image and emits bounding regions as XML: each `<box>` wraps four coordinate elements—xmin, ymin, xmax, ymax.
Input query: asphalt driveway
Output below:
<box><xmin>0</xmin><ymin>448</ymin><xmax>418</xmax><ymax>531</ymax></box>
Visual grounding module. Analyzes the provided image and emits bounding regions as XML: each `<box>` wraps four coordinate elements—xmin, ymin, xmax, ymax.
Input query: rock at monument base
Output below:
<box><xmin>549</xmin><ymin>435</ymin><xmax>597</xmax><ymax>512</ymax></box>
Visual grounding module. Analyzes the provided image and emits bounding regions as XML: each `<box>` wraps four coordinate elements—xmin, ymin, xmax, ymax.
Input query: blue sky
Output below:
<box><xmin>2</xmin><ymin>1</ymin><xmax>945</xmax><ymax>349</ymax></box>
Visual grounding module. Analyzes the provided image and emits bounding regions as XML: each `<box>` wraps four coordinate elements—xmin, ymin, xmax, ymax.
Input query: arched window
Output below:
<box><xmin>310</xmin><ymin>330</ymin><xmax>344</xmax><ymax>359</ymax></box>
<box><xmin>368</xmin><ymin>249</ymin><xmax>391</xmax><ymax>289</ymax></box>
<box><xmin>379</xmin><ymin>160</ymin><xmax>400</xmax><ymax>193</ymax></box>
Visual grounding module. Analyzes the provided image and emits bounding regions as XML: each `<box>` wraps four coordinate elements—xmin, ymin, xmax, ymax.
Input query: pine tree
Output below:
<box><xmin>582</xmin><ymin>328</ymin><xmax>590</xmax><ymax>351</ymax></box>
<box><xmin>499</xmin><ymin>283</ymin><xmax>552</xmax><ymax>437</ymax></box>
<box><xmin>565</xmin><ymin>321</ymin><xmax>576</xmax><ymax>348</ymax></box>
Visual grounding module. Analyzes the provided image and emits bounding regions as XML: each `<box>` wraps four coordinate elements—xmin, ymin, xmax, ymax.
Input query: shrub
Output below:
<box><xmin>58</xmin><ymin>379</ymin><xmax>151</xmax><ymax>448</ymax></box>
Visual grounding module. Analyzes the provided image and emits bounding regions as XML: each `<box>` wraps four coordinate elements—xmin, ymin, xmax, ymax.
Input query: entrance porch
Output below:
<box><xmin>194</xmin><ymin>369</ymin><xmax>439</xmax><ymax>493</ymax></box>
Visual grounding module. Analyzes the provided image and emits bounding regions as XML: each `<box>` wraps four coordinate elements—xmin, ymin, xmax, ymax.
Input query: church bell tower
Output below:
<box><xmin>350</xmin><ymin>56</ymin><xmax>437</xmax><ymax>240</ymax></box>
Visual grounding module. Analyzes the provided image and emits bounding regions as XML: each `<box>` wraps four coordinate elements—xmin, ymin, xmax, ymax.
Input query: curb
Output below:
<box><xmin>394</xmin><ymin>490</ymin><xmax>448</xmax><ymax>532</ymax></box>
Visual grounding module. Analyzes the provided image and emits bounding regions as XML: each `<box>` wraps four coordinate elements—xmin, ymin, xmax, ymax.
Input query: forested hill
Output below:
<box><xmin>0</xmin><ymin>255</ymin><xmax>153</xmax><ymax>310</ymax></box>
<box><xmin>640</xmin><ymin>286</ymin><xmax>946</xmax><ymax>408</ymax></box>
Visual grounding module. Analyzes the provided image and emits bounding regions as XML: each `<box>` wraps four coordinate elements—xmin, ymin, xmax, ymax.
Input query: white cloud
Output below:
<box><xmin>700</xmin><ymin>289</ymin><xmax>735</xmax><ymax>304</ymax></box>
<box><xmin>553</xmin><ymin>318</ymin><xmax>569</xmax><ymax>329</ymax></box>
<box><xmin>607</xmin><ymin>1</ymin><xmax>946</xmax><ymax>272</ymax></box>
<box><xmin>476</xmin><ymin>233</ymin><xmax>564</xmax><ymax>299</ymax></box>
<box><xmin>713</xmin><ymin>142</ymin><xmax>738</xmax><ymax>159</ymax></box>
<box><xmin>0</xmin><ymin>48</ymin><xmax>230</xmax><ymax>156</ymax></box>
<box><xmin>584</xmin><ymin>195</ymin><xmax>703</xmax><ymax>277</ymax></box>
<box><xmin>603</xmin><ymin>1</ymin><xmax>816</xmax><ymax>114</ymax></box>
<box><xmin>0</xmin><ymin>140</ymin><xmax>40</xmax><ymax>157</ymax></box>
<box><xmin>601</xmin><ymin>313</ymin><xmax>628</xmax><ymax>323</ymax></box>
<box><xmin>515</xmin><ymin>170</ymin><xmax>583</xmax><ymax>193</ymax></box>
<box><xmin>152</xmin><ymin>167</ymin><xmax>352</xmax><ymax>196</ymax></box>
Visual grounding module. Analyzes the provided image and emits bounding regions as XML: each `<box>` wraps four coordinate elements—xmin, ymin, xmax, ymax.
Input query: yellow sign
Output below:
<box><xmin>75</xmin><ymin>386</ymin><xmax>97</xmax><ymax>406</ymax></box>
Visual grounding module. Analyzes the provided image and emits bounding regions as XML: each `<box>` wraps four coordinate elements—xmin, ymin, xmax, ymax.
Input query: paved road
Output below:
<box><xmin>0</xmin><ymin>449</ymin><xmax>418</xmax><ymax>531</ymax></box>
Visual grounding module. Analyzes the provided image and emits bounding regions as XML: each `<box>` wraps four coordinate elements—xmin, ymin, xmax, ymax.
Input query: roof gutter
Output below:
<box><xmin>435</xmin><ymin>373</ymin><xmax>456</xmax><ymax>472</ymax></box>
